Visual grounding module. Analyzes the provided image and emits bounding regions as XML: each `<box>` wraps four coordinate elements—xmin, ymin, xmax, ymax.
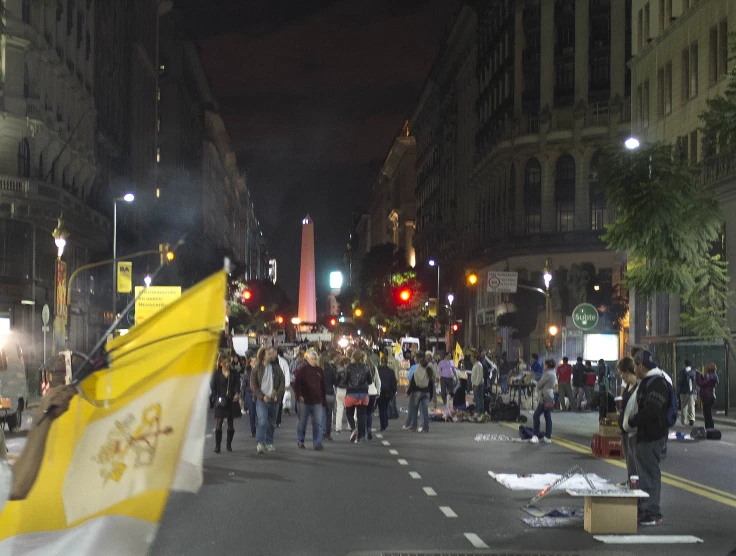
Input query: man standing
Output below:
<box><xmin>556</xmin><ymin>357</ymin><xmax>574</xmax><ymax>410</ymax></box>
<box><xmin>483</xmin><ymin>350</ymin><xmax>498</xmax><ymax>391</ymax></box>
<box><xmin>499</xmin><ymin>353</ymin><xmax>510</xmax><ymax>395</ymax></box>
<box><xmin>377</xmin><ymin>354</ymin><xmax>397</xmax><ymax>431</ymax></box>
<box><xmin>583</xmin><ymin>360</ymin><xmax>596</xmax><ymax>409</ymax></box>
<box><xmin>437</xmin><ymin>352</ymin><xmax>457</xmax><ymax>406</ymax></box>
<box><xmin>470</xmin><ymin>351</ymin><xmax>485</xmax><ymax>419</ymax></box>
<box><xmin>677</xmin><ymin>359</ymin><xmax>696</xmax><ymax>426</ymax></box>
<box><xmin>572</xmin><ymin>356</ymin><xmax>586</xmax><ymax>410</ymax></box>
<box><xmin>628</xmin><ymin>350</ymin><xmax>669</xmax><ymax>526</ymax></box>
<box><xmin>531</xmin><ymin>353</ymin><xmax>543</xmax><ymax>381</ymax></box>
<box><xmin>293</xmin><ymin>349</ymin><xmax>327</xmax><ymax>450</ymax></box>
<box><xmin>424</xmin><ymin>351</ymin><xmax>439</xmax><ymax>409</ymax></box>
<box><xmin>321</xmin><ymin>351</ymin><xmax>337</xmax><ymax>441</ymax></box>
<box><xmin>251</xmin><ymin>347</ymin><xmax>285</xmax><ymax>454</ymax></box>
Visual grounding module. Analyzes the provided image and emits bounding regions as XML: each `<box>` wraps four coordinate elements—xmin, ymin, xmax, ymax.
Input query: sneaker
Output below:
<box><xmin>417</xmin><ymin>427</ymin><xmax>423</xmax><ymax>432</ymax></box>
<box><xmin>350</xmin><ymin>430</ymin><xmax>358</xmax><ymax>443</ymax></box>
<box><xmin>367</xmin><ymin>432</ymin><xmax>373</xmax><ymax>440</ymax></box>
<box><xmin>266</xmin><ymin>444</ymin><xmax>275</xmax><ymax>452</ymax></box>
<box><xmin>530</xmin><ymin>436</ymin><xmax>539</xmax><ymax>444</ymax></box>
<box><xmin>638</xmin><ymin>515</ymin><xmax>663</xmax><ymax>526</ymax></box>
<box><xmin>402</xmin><ymin>424</ymin><xmax>413</xmax><ymax>430</ymax></box>
<box><xmin>314</xmin><ymin>444</ymin><xmax>324</xmax><ymax>451</ymax></box>
<box><xmin>297</xmin><ymin>443</ymin><xmax>305</xmax><ymax>449</ymax></box>
<box><xmin>689</xmin><ymin>421</ymin><xmax>695</xmax><ymax>426</ymax></box>
<box><xmin>256</xmin><ymin>443</ymin><xmax>264</xmax><ymax>454</ymax></box>
<box><xmin>543</xmin><ymin>437</ymin><xmax>552</xmax><ymax>443</ymax></box>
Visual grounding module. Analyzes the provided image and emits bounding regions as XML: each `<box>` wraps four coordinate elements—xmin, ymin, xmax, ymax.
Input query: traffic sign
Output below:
<box><xmin>487</xmin><ymin>271</ymin><xmax>518</xmax><ymax>293</ymax></box>
<box><xmin>42</xmin><ymin>304</ymin><xmax>50</xmax><ymax>325</ymax></box>
<box><xmin>572</xmin><ymin>303</ymin><xmax>599</xmax><ymax>331</ymax></box>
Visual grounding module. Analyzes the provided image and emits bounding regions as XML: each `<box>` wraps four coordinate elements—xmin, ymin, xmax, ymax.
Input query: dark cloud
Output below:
<box><xmin>181</xmin><ymin>0</ymin><xmax>461</xmax><ymax>302</ymax></box>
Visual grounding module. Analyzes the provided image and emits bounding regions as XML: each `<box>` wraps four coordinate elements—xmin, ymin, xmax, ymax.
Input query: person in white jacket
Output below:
<box><xmin>532</xmin><ymin>359</ymin><xmax>558</xmax><ymax>442</ymax></box>
<box><xmin>276</xmin><ymin>348</ymin><xmax>292</xmax><ymax>426</ymax></box>
<box><xmin>365</xmin><ymin>360</ymin><xmax>382</xmax><ymax>440</ymax></box>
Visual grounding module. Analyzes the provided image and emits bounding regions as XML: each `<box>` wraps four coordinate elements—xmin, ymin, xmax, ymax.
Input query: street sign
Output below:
<box><xmin>134</xmin><ymin>286</ymin><xmax>181</xmax><ymax>325</ymax></box>
<box><xmin>572</xmin><ymin>303</ymin><xmax>599</xmax><ymax>331</ymax></box>
<box><xmin>42</xmin><ymin>304</ymin><xmax>50</xmax><ymax>325</ymax></box>
<box><xmin>117</xmin><ymin>261</ymin><xmax>133</xmax><ymax>293</ymax></box>
<box><xmin>487</xmin><ymin>271</ymin><xmax>518</xmax><ymax>293</ymax></box>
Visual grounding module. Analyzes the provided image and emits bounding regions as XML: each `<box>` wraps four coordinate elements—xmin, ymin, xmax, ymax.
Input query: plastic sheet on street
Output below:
<box><xmin>488</xmin><ymin>471</ymin><xmax>611</xmax><ymax>491</ymax></box>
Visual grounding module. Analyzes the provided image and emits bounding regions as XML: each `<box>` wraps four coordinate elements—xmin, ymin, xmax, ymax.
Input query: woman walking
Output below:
<box><xmin>532</xmin><ymin>359</ymin><xmax>557</xmax><ymax>442</ymax></box>
<box><xmin>377</xmin><ymin>354</ymin><xmax>397</xmax><ymax>431</ymax></box>
<box><xmin>345</xmin><ymin>350</ymin><xmax>373</xmax><ymax>443</ymax></box>
<box><xmin>251</xmin><ymin>347</ymin><xmax>285</xmax><ymax>454</ymax></box>
<box><xmin>365</xmin><ymin>358</ymin><xmax>381</xmax><ymax>440</ymax></box>
<box><xmin>241</xmin><ymin>354</ymin><xmax>258</xmax><ymax>437</ymax></box>
<box><xmin>617</xmin><ymin>356</ymin><xmax>639</xmax><ymax>486</ymax></box>
<box><xmin>697</xmin><ymin>362</ymin><xmax>719</xmax><ymax>429</ymax></box>
<box><xmin>211</xmin><ymin>356</ymin><xmax>240</xmax><ymax>453</ymax></box>
<box><xmin>334</xmin><ymin>356</ymin><xmax>349</xmax><ymax>434</ymax></box>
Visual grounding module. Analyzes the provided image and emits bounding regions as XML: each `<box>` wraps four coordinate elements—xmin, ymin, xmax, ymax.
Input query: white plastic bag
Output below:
<box><xmin>283</xmin><ymin>389</ymin><xmax>292</xmax><ymax>410</ymax></box>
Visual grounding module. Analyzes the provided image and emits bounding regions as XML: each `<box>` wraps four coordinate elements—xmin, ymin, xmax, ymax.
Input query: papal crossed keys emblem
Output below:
<box><xmin>93</xmin><ymin>403</ymin><xmax>174</xmax><ymax>483</ymax></box>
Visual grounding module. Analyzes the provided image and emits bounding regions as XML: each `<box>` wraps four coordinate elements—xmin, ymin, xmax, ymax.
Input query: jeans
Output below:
<box><xmin>573</xmin><ymin>386</ymin><xmax>585</xmax><ymax>409</ymax></box>
<box><xmin>366</xmin><ymin>395</ymin><xmax>376</xmax><ymax>435</ymax></box>
<box><xmin>335</xmin><ymin>387</ymin><xmax>346</xmax><ymax>431</ymax></box>
<box><xmin>377</xmin><ymin>396</ymin><xmax>390</xmax><ymax>430</ymax></box>
<box><xmin>679</xmin><ymin>394</ymin><xmax>695</xmax><ymax>424</ymax></box>
<box><xmin>635</xmin><ymin>437</ymin><xmax>664</xmax><ymax>519</ymax></box>
<box><xmin>245</xmin><ymin>392</ymin><xmax>257</xmax><ymax>435</ymax></box>
<box><xmin>439</xmin><ymin>377</ymin><xmax>454</xmax><ymax>405</ymax></box>
<box><xmin>473</xmin><ymin>384</ymin><xmax>485</xmax><ymax>417</ymax></box>
<box><xmin>409</xmin><ymin>391</ymin><xmax>430</xmax><ymax>431</ymax></box>
<box><xmin>621</xmin><ymin>433</ymin><xmax>638</xmax><ymax>484</ymax></box>
<box><xmin>500</xmin><ymin>374</ymin><xmax>508</xmax><ymax>394</ymax></box>
<box><xmin>583</xmin><ymin>386</ymin><xmax>594</xmax><ymax>408</ymax></box>
<box><xmin>323</xmin><ymin>394</ymin><xmax>335</xmax><ymax>437</ymax></box>
<box><xmin>702</xmin><ymin>397</ymin><xmax>715</xmax><ymax>429</ymax></box>
<box><xmin>346</xmin><ymin>405</ymin><xmax>366</xmax><ymax>440</ymax></box>
<box><xmin>256</xmin><ymin>400</ymin><xmax>279</xmax><ymax>445</ymax></box>
<box><xmin>389</xmin><ymin>395</ymin><xmax>398</xmax><ymax>419</ymax></box>
<box><xmin>404</xmin><ymin>392</ymin><xmax>419</xmax><ymax>428</ymax></box>
<box><xmin>297</xmin><ymin>403</ymin><xmax>324</xmax><ymax>446</ymax></box>
<box><xmin>533</xmin><ymin>402</ymin><xmax>552</xmax><ymax>439</ymax></box>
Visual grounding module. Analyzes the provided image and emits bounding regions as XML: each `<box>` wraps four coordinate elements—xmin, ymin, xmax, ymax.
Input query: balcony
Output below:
<box><xmin>588</xmin><ymin>102</ymin><xmax>610</xmax><ymax>127</ymax></box>
<box><xmin>701</xmin><ymin>151</ymin><xmax>736</xmax><ymax>187</ymax></box>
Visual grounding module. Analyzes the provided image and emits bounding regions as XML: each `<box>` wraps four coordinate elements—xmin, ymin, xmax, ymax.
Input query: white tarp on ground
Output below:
<box><xmin>488</xmin><ymin>471</ymin><xmax>612</xmax><ymax>491</ymax></box>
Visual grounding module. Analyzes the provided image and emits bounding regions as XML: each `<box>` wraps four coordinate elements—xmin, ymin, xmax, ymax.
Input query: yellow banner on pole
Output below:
<box><xmin>117</xmin><ymin>262</ymin><xmax>133</xmax><ymax>293</ymax></box>
<box><xmin>134</xmin><ymin>286</ymin><xmax>182</xmax><ymax>325</ymax></box>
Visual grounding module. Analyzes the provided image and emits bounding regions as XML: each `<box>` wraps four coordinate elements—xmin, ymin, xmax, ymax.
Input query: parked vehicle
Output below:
<box><xmin>0</xmin><ymin>333</ymin><xmax>28</xmax><ymax>432</ymax></box>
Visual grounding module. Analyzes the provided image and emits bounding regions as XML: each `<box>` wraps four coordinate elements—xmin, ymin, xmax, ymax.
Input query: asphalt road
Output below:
<box><xmin>151</xmin><ymin>399</ymin><xmax>736</xmax><ymax>556</ymax></box>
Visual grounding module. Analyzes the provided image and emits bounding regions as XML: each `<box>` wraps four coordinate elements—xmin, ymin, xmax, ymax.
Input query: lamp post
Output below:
<box><xmin>428</xmin><ymin>259</ymin><xmax>440</xmax><ymax>310</ymax></box>
<box><xmin>543</xmin><ymin>260</ymin><xmax>553</xmax><ymax>354</ymax></box>
<box><xmin>112</xmin><ymin>193</ymin><xmax>135</xmax><ymax>317</ymax></box>
<box><xmin>52</xmin><ymin>215</ymin><xmax>69</xmax><ymax>353</ymax></box>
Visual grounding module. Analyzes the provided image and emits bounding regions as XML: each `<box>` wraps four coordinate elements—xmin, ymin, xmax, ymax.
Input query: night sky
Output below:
<box><xmin>176</xmin><ymin>0</ymin><xmax>461</xmax><ymax>306</ymax></box>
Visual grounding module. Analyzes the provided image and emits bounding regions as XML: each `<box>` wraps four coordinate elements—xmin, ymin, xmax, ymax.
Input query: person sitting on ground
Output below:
<box><xmin>452</xmin><ymin>375</ymin><xmax>468</xmax><ymax>410</ymax></box>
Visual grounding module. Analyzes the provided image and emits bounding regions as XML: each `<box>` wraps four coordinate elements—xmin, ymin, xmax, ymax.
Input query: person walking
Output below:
<box><xmin>211</xmin><ymin>356</ymin><xmax>240</xmax><ymax>453</ymax></box>
<box><xmin>320</xmin><ymin>351</ymin><xmax>337</xmax><ymax>441</ymax></box>
<box><xmin>628</xmin><ymin>350</ymin><xmax>668</xmax><ymax>526</ymax></box>
<box><xmin>571</xmin><ymin>356</ymin><xmax>586</xmax><ymax>410</ymax></box>
<box><xmin>556</xmin><ymin>357</ymin><xmax>574</xmax><ymax>411</ymax></box>
<box><xmin>696</xmin><ymin>362</ymin><xmax>719</xmax><ymax>429</ymax></box>
<box><xmin>470</xmin><ymin>351</ymin><xmax>485</xmax><ymax>420</ymax></box>
<box><xmin>386</xmin><ymin>349</ymin><xmax>401</xmax><ymax>419</ymax></box>
<box><xmin>583</xmin><ymin>360</ymin><xmax>596</xmax><ymax>410</ymax></box>
<box><xmin>402</xmin><ymin>359</ymin><xmax>420</xmax><ymax>430</ymax></box>
<box><xmin>532</xmin><ymin>359</ymin><xmax>557</xmax><ymax>442</ymax></box>
<box><xmin>276</xmin><ymin>348</ymin><xmax>292</xmax><ymax>426</ymax></box>
<box><xmin>377</xmin><ymin>354</ymin><xmax>397</xmax><ymax>431</ymax></box>
<box><xmin>678</xmin><ymin>360</ymin><xmax>697</xmax><ymax>427</ymax></box>
<box><xmin>293</xmin><ymin>349</ymin><xmax>327</xmax><ymax>450</ymax></box>
<box><xmin>499</xmin><ymin>353</ymin><xmax>510</xmax><ymax>395</ymax></box>
<box><xmin>406</xmin><ymin>357</ymin><xmax>434</xmax><ymax>432</ymax></box>
<box><xmin>530</xmin><ymin>353</ymin><xmax>543</xmax><ymax>381</ymax></box>
<box><xmin>345</xmin><ymin>350</ymin><xmax>373</xmax><ymax>443</ymax></box>
<box><xmin>334</xmin><ymin>355</ymin><xmax>349</xmax><ymax>434</ymax></box>
<box><xmin>617</xmin><ymin>356</ymin><xmax>639</xmax><ymax>487</ymax></box>
<box><xmin>251</xmin><ymin>347</ymin><xmax>285</xmax><ymax>454</ymax></box>
<box><xmin>240</xmin><ymin>354</ymin><xmax>258</xmax><ymax>437</ymax></box>
<box><xmin>365</xmin><ymin>358</ymin><xmax>381</xmax><ymax>440</ymax></box>
<box><xmin>437</xmin><ymin>352</ymin><xmax>457</xmax><ymax>406</ymax></box>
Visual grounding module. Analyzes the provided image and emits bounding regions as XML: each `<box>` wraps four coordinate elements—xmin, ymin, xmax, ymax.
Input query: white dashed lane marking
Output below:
<box><xmin>439</xmin><ymin>506</ymin><xmax>458</xmax><ymax>518</ymax></box>
<box><xmin>389</xmin><ymin>449</ymin><xmax>399</xmax><ymax>455</ymax></box>
<box><xmin>397</xmin><ymin>459</ymin><xmax>409</xmax><ymax>465</ymax></box>
<box><xmin>464</xmin><ymin>533</ymin><xmax>489</xmax><ymax>548</ymax></box>
<box><xmin>382</xmin><ymin>441</ymin><xmax>390</xmax><ymax>446</ymax></box>
<box><xmin>376</xmin><ymin>434</ymin><xmax>383</xmax><ymax>439</ymax></box>
<box><xmin>423</xmin><ymin>487</ymin><xmax>437</xmax><ymax>497</ymax></box>
<box><xmin>409</xmin><ymin>471</ymin><xmax>421</xmax><ymax>479</ymax></box>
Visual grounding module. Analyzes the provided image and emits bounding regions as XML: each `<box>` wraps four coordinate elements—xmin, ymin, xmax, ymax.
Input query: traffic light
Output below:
<box><xmin>467</xmin><ymin>272</ymin><xmax>478</xmax><ymax>286</ymax></box>
<box><xmin>276</xmin><ymin>316</ymin><xmax>284</xmax><ymax>324</ymax></box>
<box><xmin>354</xmin><ymin>308</ymin><xmax>363</xmax><ymax>318</ymax></box>
<box><xmin>451</xmin><ymin>322</ymin><xmax>460</xmax><ymax>332</ymax></box>
<box><xmin>399</xmin><ymin>288</ymin><xmax>411</xmax><ymax>302</ymax></box>
<box><xmin>159</xmin><ymin>243</ymin><xmax>174</xmax><ymax>265</ymax></box>
<box><xmin>329</xmin><ymin>317</ymin><xmax>337</xmax><ymax>326</ymax></box>
<box><xmin>241</xmin><ymin>289</ymin><xmax>252</xmax><ymax>301</ymax></box>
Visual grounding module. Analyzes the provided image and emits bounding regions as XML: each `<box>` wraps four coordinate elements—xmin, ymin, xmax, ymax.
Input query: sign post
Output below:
<box><xmin>572</xmin><ymin>303</ymin><xmax>599</xmax><ymax>331</ymax></box>
<box><xmin>486</xmin><ymin>271</ymin><xmax>518</xmax><ymax>293</ymax></box>
<box><xmin>42</xmin><ymin>304</ymin><xmax>50</xmax><ymax>363</ymax></box>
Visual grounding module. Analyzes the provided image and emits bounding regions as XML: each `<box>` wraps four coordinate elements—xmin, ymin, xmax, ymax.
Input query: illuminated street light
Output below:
<box><xmin>467</xmin><ymin>272</ymin><xmax>478</xmax><ymax>286</ymax></box>
<box><xmin>291</xmin><ymin>317</ymin><xmax>301</xmax><ymax>325</ymax></box>
<box><xmin>144</xmin><ymin>275</ymin><xmax>152</xmax><ymax>287</ymax></box>
<box><xmin>354</xmin><ymin>308</ymin><xmax>363</xmax><ymax>317</ymax></box>
<box><xmin>543</xmin><ymin>260</ymin><xmax>552</xmax><ymax>290</ymax></box>
<box><xmin>549</xmin><ymin>325</ymin><xmax>558</xmax><ymax>336</ymax></box>
<box><xmin>338</xmin><ymin>337</ymin><xmax>349</xmax><ymax>348</ymax></box>
<box><xmin>593</xmin><ymin>284</ymin><xmax>600</xmax><ymax>291</ymax></box>
<box><xmin>447</xmin><ymin>293</ymin><xmax>454</xmax><ymax>306</ymax></box>
<box><xmin>624</xmin><ymin>137</ymin><xmax>641</xmax><ymax>150</ymax></box>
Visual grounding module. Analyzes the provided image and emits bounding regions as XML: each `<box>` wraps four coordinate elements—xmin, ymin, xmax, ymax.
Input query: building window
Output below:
<box><xmin>76</xmin><ymin>11</ymin><xmax>83</xmax><ymax>47</ymax></box>
<box><xmin>524</xmin><ymin>157</ymin><xmax>542</xmax><ymax>234</ymax></box>
<box><xmin>676</xmin><ymin>134</ymin><xmax>688</xmax><ymax>162</ymax></box>
<box><xmin>590</xmin><ymin>56</ymin><xmax>610</xmax><ymax>91</ymax></box>
<box><xmin>709</xmin><ymin>27</ymin><xmax>717</xmax><ymax>85</ymax></box>
<box><xmin>555</xmin><ymin>154</ymin><xmax>575</xmax><ymax>232</ymax></box>
<box><xmin>644</xmin><ymin>2</ymin><xmax>650</xmax><ymax>41</ymax></box>
<box><xmin>589</xmin><ymin>151</ymin><xmax>607</xmax><ymax>230</ymax></box>
<box><xmin>658</xmin><ymin>0</ymin><xmax>665</xmax><ymax>33</ymax></box>
<box><xmin>86</xmin><ymin>31</ymin><xmax>91</xmax><ymax>60</ymax></box>
<box><xmin>637</xmin><ymin>9</ymin><xmax>643</xmax><ymax>52</ymax></box>
<box><xmin>22</xmin><ymin>0</ymin><xmax>30</xmax><ymax>24</ymax></box>
<box><xmin>23</xmin><ymin>64</ymin><xmax>29</xmax><ymax>98</ymax></box>
<box><xmin>689</xmin><ymin>42</ymin><xmax>698</xmax><ymax>98</ymax></box>
<box><xmin>719</xmin><ymin>19</ymin><xmax>728</xmax><ymax>79</ymax></box>
<box><xmin>17</xmin><ymin>140</ymin><xmax>30</xmax><ymax>178</ymax></box>
<box><xmin>690</xmin><ymin>130</ymin><xmax>698</xmax><ymax>164</ymax></box>
<box><xmin>66</xmin><ymin>0</ymin><xmax>73</xmax><ymax>35</ymax></box>
<box><xmin>658</xmin><ymin>63</ymin><xmax>672</xmax><ymax>116</ymax></box>
<box><xmin>556</xmin><ymin>61</ymin><xmax>574</xmax><ymax>94</ymax></box>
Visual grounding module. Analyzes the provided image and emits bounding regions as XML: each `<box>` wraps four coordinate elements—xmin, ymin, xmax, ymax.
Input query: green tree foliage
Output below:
<box><xmin>700</xmin><ymin>33</ymin><xmax>736</xmax><ymax>153</ymax></box>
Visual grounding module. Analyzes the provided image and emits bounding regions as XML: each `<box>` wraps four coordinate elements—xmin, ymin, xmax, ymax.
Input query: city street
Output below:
<box><xmin>151</xmin><ymin>399</ymin><xmax>736</xmax><ymax>556</ymax></box>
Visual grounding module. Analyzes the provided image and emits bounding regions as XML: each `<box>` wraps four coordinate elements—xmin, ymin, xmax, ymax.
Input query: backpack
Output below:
<box><xmin>414</xmin><ymin>365</ymin><xmax>429</xmax><ymax>388</ymax></box>
<box><xmin>644</xmin><ymin>373</ymin><xmax>678</xmax><ymax>428</ymax></box>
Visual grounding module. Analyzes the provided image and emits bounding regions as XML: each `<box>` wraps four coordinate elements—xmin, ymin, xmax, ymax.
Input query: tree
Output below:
<box><xmin>599</xmin><ymin>142</ymin><xmax>732</xmax><ymax>347</ymax></box>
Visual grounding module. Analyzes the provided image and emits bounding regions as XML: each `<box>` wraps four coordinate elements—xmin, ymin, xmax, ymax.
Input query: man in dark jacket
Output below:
<box><xmin>572</xmin><ymin>356</ymin><xmax>586</xmax><ymax>410</ymax></box>
<box><xmin>292</xmin><ymin>349</ymin><xmax>327</xmax><ymax>450</ymax></box>
<box><xmin>377</xmin><ymin>354</ymin><xmax>398</xmax><ymax>431</ymax></box>
<box><xmin>677</xmin><ymin>359</ymin><xmax>696</xmax><ymax>426</ymax></box>
<box><xmin>628</xmin><ymin>350</ymin><xmax>669</xmax><ymax>526</ymax></box>
<box><xmin>321</xmin><ymin>353</ymin><xmax>337</xmax><ymax>441</ymax></box>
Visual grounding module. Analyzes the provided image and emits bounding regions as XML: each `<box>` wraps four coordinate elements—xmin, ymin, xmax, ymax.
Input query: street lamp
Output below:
<box><xmin>447</xmin><ymin>293</ymin><xmax>454</xmax><ymax>306</ymax></box>
<box><xmin>112</xmin><ymin>193</ymin><xmax>135</xmax><ymax>317</ymax></box>
<box><xmin>428</xmin><ymin>259</ymin><xmax>440</xmax><ymax>308</ymax></box>
<box><xmin>624</xmin><ymin>137</ymin><xmax>641</xmax><ymax>150</ymax></box>
<box><xmin>144</xmin><ymin>275</ymin><xmax>152</xmax><ymax>287</ymax></box>
<box><xmin>52</xmin><ymin>215</ymin><xmax>69</xmax><ymax>353</ymax></box>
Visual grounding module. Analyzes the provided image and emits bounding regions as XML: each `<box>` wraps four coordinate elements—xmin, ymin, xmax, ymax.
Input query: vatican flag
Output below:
<box><xmin>453</xmin><ymin>342</ymin><xmax>464</xmax><ymax>368</ymax></box>
<box><xmin>0</xmin><ymin>271</ymin><xmax>227</xmax><ymax>555</ymax></box>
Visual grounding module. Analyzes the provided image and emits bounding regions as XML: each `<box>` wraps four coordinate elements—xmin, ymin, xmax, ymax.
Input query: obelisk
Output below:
<box><xmin>298</xmin><ymin>214</ymin><xmax>317</xmax><ymax>323</ymax></box>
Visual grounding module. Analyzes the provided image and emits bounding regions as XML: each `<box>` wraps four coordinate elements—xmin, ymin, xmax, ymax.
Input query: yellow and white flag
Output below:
<box><xmin>0</xmin><ymin>271</ymin><xmax>227</xmax><ymax>555</ymax></box>
<box><xmin>453</xmin><ymin>342</ymin><xmax>464</xmax><ymax>368</ymax></box>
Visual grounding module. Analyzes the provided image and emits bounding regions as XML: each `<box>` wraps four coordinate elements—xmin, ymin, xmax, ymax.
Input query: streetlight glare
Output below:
<box><xmin>144</xmin><ymin>275</ymin><xmax>152</xmax><ymax>287</ymax></box>
<box><xmin>428</xmin><ymin>259</ymin><xmax>436</xmax><ymax>267</ymax></box>
<box><xmin>123</xmin><ymin>193</ymin><xmax>135</xmax><ymax>202</ymax></box>
<box><xmin>291</xmin><ymin>317</ymin><xmax>301</xmax><ymax>325</ymax></box>
<box><xmin>624</xmin><ymin>137</ymin><xmax>641</xmax><ymax>150</ymax></box>
<box><xmin>549</xmin><ymin>325</ymin><xmax>559</xmax><ymax>336</ymax></box>
<box><xmin>467</xmin><ymin>273</ymin><xmax>478</xmax><ymax>285</ymax></box>
<box><xmin>447</xmin><ymin>293</ymin><xmax>454</xmax><ymax>305</ymax></box>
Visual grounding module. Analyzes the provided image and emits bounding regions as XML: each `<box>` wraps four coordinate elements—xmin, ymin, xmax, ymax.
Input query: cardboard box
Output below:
<box><xmin>599</xmin><ymin>424</ymin><xmax>620</xmax><ymax>437</ymax></box>
<box><xmin>584</xmin><ymin>496</ymin><xmax>638</xmax><ymax>534</ymax></box>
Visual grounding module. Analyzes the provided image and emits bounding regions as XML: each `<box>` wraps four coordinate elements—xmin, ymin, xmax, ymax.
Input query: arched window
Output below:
<box><xmin>23</xmin><ymin>64</ymin><xmax>29</xmax><ymax>98</ymax></box>
<box><xmin>21</xmin><ymin>0</ymin><xmax>30</xmax><ymax>24</ymax></box>
<box><xmin>555</xmin><ymin>154</ymin><xmax>576</xmax><ymax>231</ymax></box>
<box><xmin>17</xmin><ymin>140</ymin><xmax>30</xmax><ymax>178</ymax></box>
<box><xmin>589</xmin><ymin>150</ymin><xmax>607</xmax><ymax>230</ymax></box>
<box><xmin>524</xmin><ymin>157</ymin><xmax>542</xmax><ymax>234</ymax></box>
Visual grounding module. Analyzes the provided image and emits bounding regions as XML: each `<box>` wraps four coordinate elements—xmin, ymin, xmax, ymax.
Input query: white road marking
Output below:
<box><xmin>439</xmin><ymin>506</ymin><xmax>457</xmax><ymax>518</ymax></box>
<box><xmin>409</xmin><ymin>471</ymin><xmax>422</xmax><ymax>479</ymax></box>
<box><xmin>376</xmin><ymin>434</ymin><xmax>383</xmax><ymax>439</ymax></box>
<box><xmin>382</xmin><ymin>441</ymin><xmax>390</xmax><ymax>446</ymax></box>
<box><xmin>205</xmin><ymin>434</ymin><xmax>213</xmax><ymax>438</ymax></box>
<box><xmin>719</xmin><ymin>441</ymin><xmax>736</xmax><ymax>447</ymax></box>
<box><xmin>423</xmin><ymin>487</ymin><xmax>437</xmax><ymax>497</ymax></box>
<box><xmin>397</xmin><ymin>459</ymin><xmax>409</xmax><ymax>465</ymax></box>
<box><xmin>389</xmin><ymin>449</ymin><xmax>399</xmax><ymax>455</ymax></box>
<box><xmin>464</xmin><ymin>533</ymin><xmax>488</xmax><ymax>548</ymax></box>
<box><xmin>594</xmin><ymin>535</ymin><xmax>703</xmax><ymax>544</ymax></box>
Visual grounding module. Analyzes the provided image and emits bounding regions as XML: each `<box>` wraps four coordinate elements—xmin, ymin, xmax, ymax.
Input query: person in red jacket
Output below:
<box><xmin>292</xmin><ymin>349</ymin><xmax>327</xmax><ymax>450</ymax></box>
<box><xmin>556</xmin><ymin>357</ymin><xmax>574</xmax><ymax>411</ymax></box>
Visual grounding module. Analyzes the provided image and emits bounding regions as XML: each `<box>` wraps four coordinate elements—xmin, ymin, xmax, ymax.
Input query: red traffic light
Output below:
<box><xmin>242</xmin><ymin>289</ymin><xmax>252</xmax><ymax>301</ymax></box>
<box><xmin>276</xmin><ymin>316</ymin><xmax>284</xmax><ymax>324</ymax></box>
<box><xmin>399</xmin><ymin>289</ymin><xmax>411</xmax><ymax>302</ymax></box>
<box><xmin>452</xmin><ymin>323</ymin><xmax>459</xmax><ymax>332</ymax></box>
<box><xmin>329</xmin><ymin>318</ymin><xmax>337</xmax><ymax>326</ymax></box>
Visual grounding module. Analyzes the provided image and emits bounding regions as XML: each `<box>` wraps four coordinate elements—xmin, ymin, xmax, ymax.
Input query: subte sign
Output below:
<box><xmin>572</xmin><ymin>303</ymin><xmax>599</xmax><ymax>331</ymax></box>
<box><xmin>486</xmin><ymin>271</ymin><xmax>518</xmax><ymax>293</ymax></box>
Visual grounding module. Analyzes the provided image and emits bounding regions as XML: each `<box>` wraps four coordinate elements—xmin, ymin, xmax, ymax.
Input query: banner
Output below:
<box><xmin>117</xmin><ymin>262</ymin><xmax>132</xmax><ymax>294</ymax></box>
<box><xmin>454</xmin><ymin>342</ymin><xmax>464</xmax><ymax>368</ymax></box>
<box><xmin>0</xmin><ymin>272</ymin><xmax>226</xmax><ymax>555</ymax></box>
<box><xmin>134</xmin><ymin>286</ymin><xmax>182</xmax><ymax>325</ymax></box>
